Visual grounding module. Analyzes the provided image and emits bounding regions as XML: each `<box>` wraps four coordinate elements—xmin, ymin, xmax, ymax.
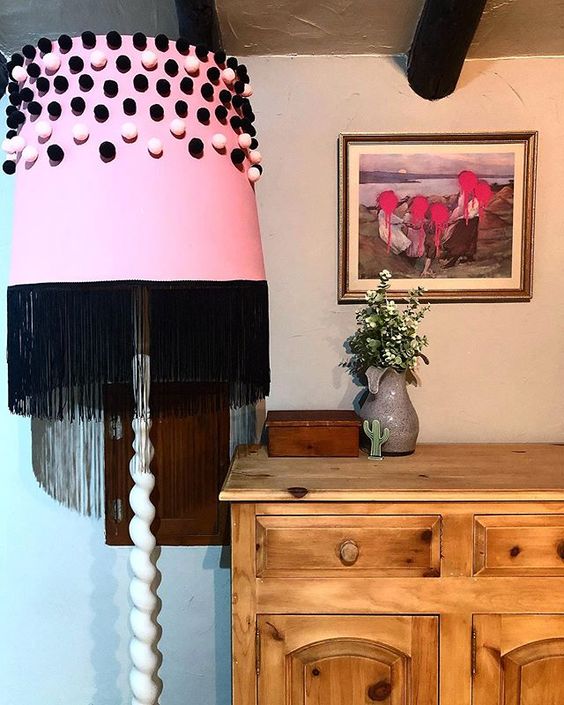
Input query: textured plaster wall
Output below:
<box><xmin>249</xmin><ymin>55</ymin><xmax>564</xmax><ymax>442</ymax></box>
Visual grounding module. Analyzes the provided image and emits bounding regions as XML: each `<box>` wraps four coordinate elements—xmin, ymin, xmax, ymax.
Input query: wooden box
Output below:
<box><xmin>265</xmin><ymin>410</ymin><xmax>361</xmax><ymax>457</ymax></box>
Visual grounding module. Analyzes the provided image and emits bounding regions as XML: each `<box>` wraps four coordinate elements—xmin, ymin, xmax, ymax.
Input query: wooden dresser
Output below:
<box><xmin>220</xmin><ymin>444</ymin><xmax>564</xmax><ymax>705</ymax></box>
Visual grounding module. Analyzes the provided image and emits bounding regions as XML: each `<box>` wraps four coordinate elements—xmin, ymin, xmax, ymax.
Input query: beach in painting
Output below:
<box><xmin>358</xmin><ymin>152</ymin><xmax>515</xmax><ymax>280</ymax></box>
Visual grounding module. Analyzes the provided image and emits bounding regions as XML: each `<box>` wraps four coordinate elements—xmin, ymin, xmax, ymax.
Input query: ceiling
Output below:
<box><xmin>216</xmin><ymin>0</ymin><xmax>564</xmax><ymax>58</ymax></box>
<box><xmin>1</xmin><ymin>0</ymin><xmax>563</xmax><ymax>59</ymax></box>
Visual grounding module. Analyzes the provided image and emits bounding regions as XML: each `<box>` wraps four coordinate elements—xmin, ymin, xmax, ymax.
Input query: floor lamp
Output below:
<box><xmin>4</xmin><ymin>32</ymin><xmax>269</xmax><ymax>705</ymax></box>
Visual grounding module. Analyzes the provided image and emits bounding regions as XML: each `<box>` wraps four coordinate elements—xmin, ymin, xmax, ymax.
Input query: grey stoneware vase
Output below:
<box><xmin>359</xmin><ymin>366</ymin><xmax>419</xmax><ymax>456</ymax></box>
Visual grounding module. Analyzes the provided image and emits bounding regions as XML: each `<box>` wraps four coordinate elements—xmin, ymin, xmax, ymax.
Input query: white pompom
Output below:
<box><xmin>43</xmin><ymin>52</ymin><xmax>61</xmax><ymax>72</ymax></box>
<box><xmin>238</xmin><ymin>133</ymin><xmax>252</xmax><ymax>149</ymax></box>
<box><xmin>249</xmin><ymin>149</ymin><xmax>262</xmax><ymax>164</ymax></box>
<box><xmin>35</xmin><ymin>121</ymin><xmax>52</xmax><ymax>139</ymax></box>
<box><xmin>147</xmin><ymin>138</ymin><xmax>163</xmax><ymax>156</ymax></box>
<box><xmin>142</xmin><ymin>50</ymin><xmax>158</xmax><ymax>70</ymax></box>
<box><xmin>11</xmin><ymin>66</ymin><xmax>27</xmax><ymax>83</ymax></box>
<box><xmin>10</xmin><ymin>135</ymin><xmax>26</xmax><ymax>153</ymax></box>
<box><xmin>212</xmin><ymin>133</ymin><xmax>227</xmax><ymax>150</ymax></box>
<box><xmin>22</xmin><ymin>145</ymin><xmax>38</xmax><ymax>163</ymax></box>
<box><xmin>222</xmin><ymin>68</ymin><xmax>236</xmax><ymax>84</ymax></box>
<box><xmin>248</xmin><ymin>166</ymin><xmax>261</xmax><ymax>183</ymax></box>
<box><xmin>90</xmin><ymin>50</ymin><xmax>107</xmax><ymax>69</ymax></box>
<box><xmin>122</xmin><ymin>122</ymin><xmax>138</xmax><ymax>140</ymax></box>
<box><xmin>2</xmin><ymin>138</ymin><xmax>15</xmax><ymax>154</ymax></box>
<box><xmin>72</xmin><ymin>123</ymin><xmax>89</xmax><ymax>142</ymax></box>
<box><xmin>242</xmin><ymin>83</ymin><xmax>253</xmax><ymax>97</ymax></box>
<box><xmin>169</xmin><ymin>118</ymin><xmax>185</xmax><ymax>136</ymax></box>
<box><xmin>184</xmin><ymin>55</ymin><xmax>200</xmax><ymax>75</ymax></box>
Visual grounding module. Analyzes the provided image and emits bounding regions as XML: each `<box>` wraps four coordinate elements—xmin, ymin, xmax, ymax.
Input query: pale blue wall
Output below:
<box><xmin>0</xmin><ymin>95</ymin><xmax>231</xmax><ymax>705</ymax></box>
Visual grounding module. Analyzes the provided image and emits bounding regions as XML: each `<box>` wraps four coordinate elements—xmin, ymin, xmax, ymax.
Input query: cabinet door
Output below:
<box><xmin>258</xmin><ymin>615</ymin><xmax>438</xmax><ymax>705</ymax></box>
<box><xmin>474</xmin><ymin>615</ymin><xmax>564</xmax><ymax>705</ymax></box>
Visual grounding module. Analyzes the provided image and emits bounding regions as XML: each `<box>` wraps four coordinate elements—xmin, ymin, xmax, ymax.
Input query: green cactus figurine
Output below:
<box><xmin>363</xmin><ymin>419</ymin><xmax>390</xmax><ymax>460</ymax></box>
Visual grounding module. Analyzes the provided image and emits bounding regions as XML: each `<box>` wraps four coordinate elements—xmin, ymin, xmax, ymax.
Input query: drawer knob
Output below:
<box><xmin>368</xmin><ymin>681</ymin><xmax>392</xmax><ymax>701</ymax></box>
<box><xmin>339</xmin><ymin>539</ymin><xmax>359</xmax><ymax>565</ymax></box>
<box><xmin>557</xmin><ymin>541</ymin><xmax>564</xmax><ymax>560</ymax></box>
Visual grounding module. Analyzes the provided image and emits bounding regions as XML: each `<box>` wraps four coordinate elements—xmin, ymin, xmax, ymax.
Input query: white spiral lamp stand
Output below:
<box><xmin>129</xmin><ymin>291</ymin><xmax>160</xmax><ymax>705</ymax></box>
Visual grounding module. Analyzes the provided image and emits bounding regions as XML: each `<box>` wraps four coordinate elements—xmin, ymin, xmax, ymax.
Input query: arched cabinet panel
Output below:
<box><xmin>473</xmin><ymin>615</ymin><xmax>564</xmax><ymax>705</ymax></box>
<box><xmin>258</xmin><ymin>615</ymin><xmax>438</xmax><ymax>705</ymax></box>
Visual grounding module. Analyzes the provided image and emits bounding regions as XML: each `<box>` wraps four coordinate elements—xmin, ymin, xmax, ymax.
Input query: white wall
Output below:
<box><xmin>249</xmin><ymin>55</ymin><xmax>564</xmax><ymax>442</ymax></box>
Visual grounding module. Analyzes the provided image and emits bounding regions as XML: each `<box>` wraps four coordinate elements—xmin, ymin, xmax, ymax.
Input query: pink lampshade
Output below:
<box><xmin>5</xmin><ymin>33</ymin><xmax>270</xmax><ymax>421</ymax></box>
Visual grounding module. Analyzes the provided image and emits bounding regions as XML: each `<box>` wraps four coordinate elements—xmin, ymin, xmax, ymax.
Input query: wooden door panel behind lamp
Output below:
<box><xmin>104</xmin><ymin>383</ymin><xmax>230</xmax><ymax>546</ymax></box>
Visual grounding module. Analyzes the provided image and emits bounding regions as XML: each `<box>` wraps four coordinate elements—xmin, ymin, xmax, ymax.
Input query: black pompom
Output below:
<box><xmin>20</xmin><ymin>87</ymin><xmax>34</xmax><ymax>103</ymax></box>
<box><xmin>195</xmin><ymin>44</ymin><xmax>208</xmax><ymax>60</ymax></box>
<box><xmin>255</xmin><ymin>164</ymin><xmax>263</xmax><ymax>174</ymax></box>
<box><xmin>188</xmin><ymin>138</ymin><xmax>204</xmax><ymax>156</ymax></box>
<box><xmin>104</xmin><ymin>79</ymin><xmax>119</xmax><ymax>97</ymax></box>
<box><xmin>123</xmin><ymin>98</ymin><xmax>137</xmax><ymax>115</ymax></box>
<box><xmin>99</xmin><ymin>141</ymin><xmax>116</xmax><ymax>160</ymax></box>
<box><xmin>201</xmin><ymin>83</ymin><xmax>214</xmax><ymax>100</ymax></box>
<box><xmin>230</xmin><ymin>148</ymin><xmax>245</xmax><ymax>165</ymax></box>
<box><xmin>11</xmin><ymin>53</ymin><xmax>24</xmax><ymax>67</ymax></box>
<box><xmin>240</xmin><ymin>119</ymin><xmax>256</xmax><ymax>136</ymax></box>
<box><xmin>81</xmin><ymin>31</ymin><xmax>97</xmax><ymax>49</ymax></box>
<box><xmin>197</xmin><ymin>107</ymin><xmax>210</xmax><ymax>123</ymax></box>
<box><xmin>38</xmin><ymin>38</ymin><xmax>53</xmax><ymax>54</ymax></box>
<box><xmin>155</xmin><ymin>34</ymin><xmax>169</xmax><ymax>51</ymax></box>
<box><xmin>250</xmin><ymin>138</ymin><xmax>259</xmax><ymax>150</ymax></box>
<box><xmin>69</xmin><ymin>56</ymin><xmax>84</xmax><ymax>73</ymax></box>
<box><xmin>9</xmin><ymin>93</ymin><xmax>21</xmax><ymax>107</ymax></box>
<box><xmin>150</xmin><ymin>104</ymin><xmax>164</xmax><ymax>121</ymax></box>
<box><xmin>232</xmin><ymin>94</ymin><xmax>244</xmax><ymax>109</ymax></box>
<box><xmin>6</xmin><ymin>130</ymin><xmax>17</xmax><ymax>139</ymax></box>
<box><xmin>226</xmin><ymin>57</ymin><xmax>238</xmax><ymax>69</ymax></box>
<box><xmin>47</xmin><ymin>101</ymin><xmax>62</xmax><ymax>118</ymax></box>
<box><xmin>6</xmin><ymin>105</ymin><xmax>16</xmax><ymax>115</ymax></box>
<box><xmin>36</xmin><ymin>77</ymin><xmax>50</xmax><ymax>93</ymax></box>
<box><xmin>3</xmin><ymin>161</ymin><xmax>16</xmax><ymax>175</ymax></box>
<box><xmin>236</xmin><ymin>64</ymin><xmax>248</xmax><ymax>77</ymax></box>
<box><xmin>242</xmin><ymin>101</ymin><xmax>254</xmax><ymax>118</ymax></box>
<box><xmin>106</xmin><ymin>31</ymin><xmax>122</xmax><ymax>50</ymax></box>
<box><xmin>47</xmin><ymin>144</ymin><xmax>64</xmax><ymax>162</ymax></box>
<box><xmin>207</xmin><ymin>66</ymin><xmax>220</xmax><ymax>83</ymax></box>
<box><xmin>79</xmin><ymin>74</ymin><xmax>94</xmax><ymax>91</ymax></box>
<box><xmin>116</xmin><ymin>55</ymin><xmax>131</xmax><ymax>73</ymax></box>
<box><xmin>27</xmin><ymin>63</ymin><xmax>41</xmax><ymax>79</ymax></box>
<box><xmin>176</xmin><ymin>37</ymin><xmax>190</xmax><ymax>54</ymax></box>
<box><xmin>215</xmin><ymin>105</ymin><xmax>228</xmax><ymax>121</ymax></box>
<box><xmin>180</xmin><ymin>77</ymin><xmax>193</xmax><ymax>94</ymax></box>
<box><xmin>230</xmin><ymin>115</ymin><xmax>242</xmax><ymax>130</ymax></box>
<box><xmin>219</xmin><ymin>89</ymin><xmax>232</xmax><ymax>104</ymax></box>
<box><xmin>164</xmin><ymin>59</ymin><xmax>178</xmax><ymax>76</ymax></box>
<box><xmin>28</xmin><ymin>101</ymin><xmax>42</xmax><ymax>116</ymax></box>
<box><xmin>58</xmin><ymin>34</ymin><xmax>73</xmax><ymax>52</ymax></box>
<box><xmin>214</xmin><ymin>50</ymin><xmax>226</xmax><ymax>65</ymax></box>
<box><xmin>70</xmin><ymin>96</ymin><xmax>86</xmax><ymax>114</ymax></box>
<box><xmin>175</xmin><ymin>100</ymin><xmax>188</xmax><ymax>117</ymax></box>
<box><xmin>234</xmin><ymin>80</ymin><xmax>245</xmax><ymax>94</ymax></box>
<box><xmin>6</xmin><ymin>112</ymin><xmax>24</xmax><ymax>129</ymax></box>
<box><xmin>7</xmin><ymin>83</ymin><xmax>19</xmax><ymax>94</ymax></box>
<box><xmin>133</xmin><ymin>32</ymin><xmax>147</xmax><ymax>50</ymax></box>
<box><xmin>94</xmin><ymin>104</ymin><xmax>109</xmax><ymax>121</ymax></box>
<box><xmin>133</xmin><ymin>74</ymin><xmax>148</xmax><ymax>92</ymax></box>
<box><xmin>22</xmin><ymin>45</ymin><xmax>36</xmax><ymax>60</ymax></box>
<box><xmin>54</xmin><ymin>76</ymin><xmax>69</xmax><ymax>93</ymax></box>
<box><xmin>156</xmin><ymin>79</ymin><xmax>170</xmax><ymax>97</ymax></box>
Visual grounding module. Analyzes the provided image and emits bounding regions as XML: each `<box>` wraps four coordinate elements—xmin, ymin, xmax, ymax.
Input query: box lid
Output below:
<box><xmin>266</xmin><ymin>410</ymin><xmax>361</xmax><ymax>428</ymax></box>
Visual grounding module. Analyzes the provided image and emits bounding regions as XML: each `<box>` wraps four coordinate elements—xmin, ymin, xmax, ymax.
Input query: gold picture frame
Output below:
<box><xmin>338</xmin><ymin>132</ymin><xmax>537</xmax><ymax>303</ymax></box>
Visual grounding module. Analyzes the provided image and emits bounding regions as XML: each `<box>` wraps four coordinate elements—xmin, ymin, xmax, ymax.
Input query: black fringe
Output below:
<box><xmin>7</xmin><ymin>280</ymin><xmax>270</xmax><ymax>421</ymax></box>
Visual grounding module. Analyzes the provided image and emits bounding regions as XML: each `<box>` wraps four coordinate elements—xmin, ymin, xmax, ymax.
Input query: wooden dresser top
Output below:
<box><xmin>220</xmin><ymin>444</ymin><xmax>564</xmax><ymax>502</ymax></box>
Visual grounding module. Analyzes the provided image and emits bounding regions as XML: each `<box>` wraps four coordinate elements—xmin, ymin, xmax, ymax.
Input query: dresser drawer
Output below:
<box><xmin>256</xmin><ymin>515</ymin><xmax>441</xmax><ymax>577</ymax></box>
<box><xmin>474</xmin><ymin>514</ymin><xmax>564</xmax><ymax>576</ymax></box>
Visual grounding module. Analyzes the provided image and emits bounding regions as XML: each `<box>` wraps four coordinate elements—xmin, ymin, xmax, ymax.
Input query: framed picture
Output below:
<box><xmin>338</xmin><ymin>132</ymin><xmax>537</xmax><ymax>303</ymax></box>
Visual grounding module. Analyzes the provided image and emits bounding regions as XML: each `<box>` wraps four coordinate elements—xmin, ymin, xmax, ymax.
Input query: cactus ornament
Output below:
<box><xmin>363</xmin><ymin>419</ymin><xmax>390</xmax><ymax>460</ymax></box>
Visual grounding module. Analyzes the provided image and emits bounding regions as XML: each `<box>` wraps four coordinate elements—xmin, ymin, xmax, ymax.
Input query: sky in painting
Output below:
<box><xmin>359</xmin><ymin>152</ymin><xmax>514</xmax><ymax>178</ymax></box>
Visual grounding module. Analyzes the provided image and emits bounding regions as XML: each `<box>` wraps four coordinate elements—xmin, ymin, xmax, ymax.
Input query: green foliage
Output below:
<box><xmin>346</xmin><ymin>270</ymin><xmax>430</xmax><ymax>374</ymax></box>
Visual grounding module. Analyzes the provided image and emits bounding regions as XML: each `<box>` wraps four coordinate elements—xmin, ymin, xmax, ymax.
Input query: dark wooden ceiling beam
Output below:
<box><xmin>174</xmin><ymin>0</ymin><xmax>222</xmax><ymax>50</ymax></box>
<box><xmin>407</xmin><ymin>0</ymin><xmax>487</xmax><ymax>100</ymax></box>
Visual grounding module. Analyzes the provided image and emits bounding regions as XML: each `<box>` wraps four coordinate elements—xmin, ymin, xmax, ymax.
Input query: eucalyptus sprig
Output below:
<box><xmin>345</xmin><ymin>270</ymin><xmax>430</xmax><ymax>376</ymax></box>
